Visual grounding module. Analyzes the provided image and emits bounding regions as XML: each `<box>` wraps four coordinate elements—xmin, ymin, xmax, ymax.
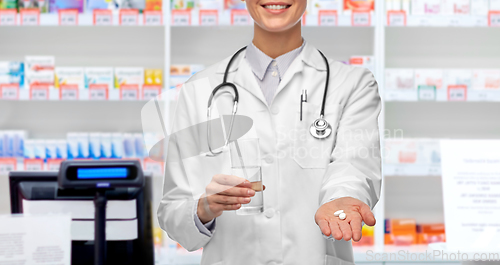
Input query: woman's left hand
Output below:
<box><xmin>315</xmin><ymin>197</ymin><xmax>376</xmax><ymax>242</ymax></box>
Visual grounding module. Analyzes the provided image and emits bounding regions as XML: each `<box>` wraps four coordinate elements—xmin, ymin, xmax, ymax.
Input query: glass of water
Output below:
<box><xmin>229</xmin><ymin>138</ymin><xmax>263</xmax><ymax>215</ymax></box>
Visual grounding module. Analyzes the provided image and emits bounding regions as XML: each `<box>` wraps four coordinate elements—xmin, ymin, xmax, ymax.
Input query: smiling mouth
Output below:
<box><xmin>262</xmin><ymin>4</ymin><xmax>291</xmax><ymax>10</ymax></box>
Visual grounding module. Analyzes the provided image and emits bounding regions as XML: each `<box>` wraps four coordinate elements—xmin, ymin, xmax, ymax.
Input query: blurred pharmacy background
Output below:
<box><xmin>1</xmin><ymin>0</ymin><xmax>500</xmax><ymax>263</ymax></box>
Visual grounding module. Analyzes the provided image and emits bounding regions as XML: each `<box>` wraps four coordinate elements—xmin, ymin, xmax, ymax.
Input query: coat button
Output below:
<box><xmin>265</xmin><ymin>155</ymin><xmax>274</xmax><ymax>164</ymax></box>
<box><xmin>271</xmin><ymin>106</ymin><xmax>279</xmax><ymax>115</ymax></box>
<box><xmin>264</xmin><ymin>208</ymin><xmax>275</xmax><ymax>218</ymax></box>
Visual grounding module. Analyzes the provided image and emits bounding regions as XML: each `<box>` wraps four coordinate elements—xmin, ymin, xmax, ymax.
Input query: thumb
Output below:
<box><xmin>359</xmin><ymin>203</ymin><xmax>376</xmax><ymax>226</ymax></box>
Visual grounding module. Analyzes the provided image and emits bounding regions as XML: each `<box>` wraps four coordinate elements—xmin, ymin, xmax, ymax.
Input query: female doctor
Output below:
<box><xmin>158</xmin><ymin>0</ymin><xmax>382</xmax><ymax>263</ymax></box>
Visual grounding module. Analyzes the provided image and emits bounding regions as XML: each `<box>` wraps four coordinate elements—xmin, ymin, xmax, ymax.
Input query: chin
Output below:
<box><xmin>257</xmin><ymin>19</ymin><xmax>299</xmax><ymax>32</ymax></box>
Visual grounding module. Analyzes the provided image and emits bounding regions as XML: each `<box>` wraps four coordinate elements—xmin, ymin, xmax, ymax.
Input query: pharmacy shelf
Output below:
<box><xmin>386</xmin><ymin>13</ymin><xmax>497</xmax><ymax>27</ymax></box>
<box><xmin>0</xmin><ymin>87</ymin><xmax>167</xmax><ymax>101</ymax></box>
<box><xmin>0</xmin><ymin>158</ymin><xmax>162</xmax><ymax>173</ymax></box>
<box><xmin>171</xmin><ymin>9</ymin><xmax>375</xmax><ymax>27</ymax></box>
<box><xmin>0</xmin><ymin>13</ymin><xmax>163</xmax><ymax>26</ymax></box>
<box><xmin>384</xmin><ymin>89</ymin><xmax>500</xmax><ymax>102</ymax></box>
<box><xmin>0</xmin><ymin>10</ymin><xmax>376</xmax><ymax>27</ymax></box>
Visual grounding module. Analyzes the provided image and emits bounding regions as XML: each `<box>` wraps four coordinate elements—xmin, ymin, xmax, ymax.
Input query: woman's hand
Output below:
<box><xmin>197</xmin><ymin>174</ymin><xmax>255</xmax><ymax>224</ymax></box>
<box><xmin>315</xmin><ymin>197</ymin><xmax>376</xmax><ymax>242</ymax></box>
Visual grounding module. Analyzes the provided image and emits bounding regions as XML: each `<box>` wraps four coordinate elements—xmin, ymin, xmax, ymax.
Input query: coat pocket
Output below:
<box><xmin>292</xmin><ymin>103</ymin><xmax>342</xmax><ymax>169</ymax></box>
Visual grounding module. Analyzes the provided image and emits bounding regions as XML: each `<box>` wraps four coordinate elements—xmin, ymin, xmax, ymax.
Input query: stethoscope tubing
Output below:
<box><xmin>206</xmin><ymin>45</ymin><xmax>332</xmax><ymax>156</ymax></box>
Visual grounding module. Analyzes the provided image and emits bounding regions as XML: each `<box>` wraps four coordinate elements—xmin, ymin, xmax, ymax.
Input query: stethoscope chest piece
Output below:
<box><xmin>310</xmin><ymin>118</ymin><xmax>332</xmax><ymax>139</ymax></box>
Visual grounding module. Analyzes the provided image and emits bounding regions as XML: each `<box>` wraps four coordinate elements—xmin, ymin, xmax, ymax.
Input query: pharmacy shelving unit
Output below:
<box><xmin>0</xmin><ymin>8</ymin><xmax>170</xmax><ymax>234</ymax></box>
<box><xmin>382</xmin><ymin>8</ymin><xmax>500</xmax><ymax>265</ymax></box>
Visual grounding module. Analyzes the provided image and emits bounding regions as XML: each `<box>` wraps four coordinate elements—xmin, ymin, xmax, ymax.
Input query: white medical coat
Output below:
<box><xmin>158</xmin><ymin>42</ymin><xmax>382</xmax><ymax>265</ymax></box>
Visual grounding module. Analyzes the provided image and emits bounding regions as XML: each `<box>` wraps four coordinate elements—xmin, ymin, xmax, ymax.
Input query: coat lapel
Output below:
<box><xmin>216</xmin><ymin>50</ymin><xmax>268</xmax><ymax>107</ymax></box>
<box><xmin>274</xmin><ymin>42</ymin><xmax>328</xmax><ymax>101</ymax></box>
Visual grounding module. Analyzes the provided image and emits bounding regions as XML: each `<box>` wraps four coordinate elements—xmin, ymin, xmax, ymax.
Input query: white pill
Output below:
<box><xmin>339</xmin><ymin>213</ymin><xmax>346</xmax><ymax>220</ymax></box>
<box><xmin>334</xmin><ymin>210</ymin><xmax>344</xmax><ymax>217</ymax></box>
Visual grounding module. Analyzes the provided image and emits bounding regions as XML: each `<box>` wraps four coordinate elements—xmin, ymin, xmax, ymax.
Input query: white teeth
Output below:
<box><xmin>264</xmin><ymin>4</ymin><xmax>288</xmax><ymax>10</ymax></box>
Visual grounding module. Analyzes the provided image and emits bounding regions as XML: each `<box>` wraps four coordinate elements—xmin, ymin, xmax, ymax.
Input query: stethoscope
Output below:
<box><xmin>207</xmin><ymin>46</ymin><xmax>332</xmax><ymax>157</ymax></box>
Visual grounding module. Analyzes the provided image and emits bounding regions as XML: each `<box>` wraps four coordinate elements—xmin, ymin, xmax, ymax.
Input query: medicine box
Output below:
<box><xmin>100</xmin><ymin>133</ymin><xmax>112</xmax><ymax>158</ymax></box>
<box><xmin>25</xmin><ymin>56</ymin><xmax>55</xmax><ymax>88</ymax></box>
<box><xmin>384</xmin><ymin>139</ymin><xmax>418</xmax><ymax>164</ymax></box>
<box><xmin>49</xmin><ymin>0</ymin><xmax>85</xmax><ymax>12</ymax></box>
<box><xmin>0</xmin><ymin>62</ymin><xmax>24</xmax><ymax>75</ymax></box>
<box><xmin>145</xmin><ymin>0</ymin><xmax>162</xmax><ymax>10</ymax></box>
<box><xmin>470</xmin><ymin>0</ymin><xmax>489</xmax><ymax>15</ymax></box>
<box><xmin>86</xmin><ymin>0</ymin><xmax>111</xmax><ymax>11</ymax></box>
<box><xmin>411</xmin><ymin>0</ymin><xmax>441</xmax><ymax>15</ymax></box>
<box><xmin>472</xmin><ymin>69</ymin><xmax>500</xmax><ymax>90</ymax></box>
<box><xmin>1</xmin><ymin>130</ymin><xmax>26</xmax><ymax>158</ymax></box>
<box><xmin>55</xmin><ymin>67</ymin><xmax>85</xmax><ymax>89</ymax></box>
<box><xmin>309</xmin><ymin>0</ymin><xmax>341</xmax><ymax>15</ymax></box>
<box><xmin>111</xmin><ymin>133</ymin><xmax>123</xmax><ymax>159</ymax></box>
<box><xmin>25</xmin><ymin>71</ymin><xmax>55</xmax><ymax>87</ymax></box>
<box><xmin>89</xmin><ymin>132</ymin><xmax>101</xmax><ymax>159</ymax></box>
<box><xmin>343</xmin><ymin>0</ymin><xmax>374</xmax><ymax>13</ymax></box>
<box><xmin>223</xmin><ymin>0</ymin><xmax>245</xmax><ymax>10</ymax></box>
<box><xmin>414</xmin><ymin>69</ymin><xmax>443</xmax><ymax>90</ymax></box>
<box><xmin>116</xmin><ymin>0</ymin><xmax>146</xmax><ymax>10</ymax></box>
<box><xmin>144</xmin><ymin>69</ymin><xmax>163</xmax><ymax>86</ymax></box>
<box><xmin>114</xmin><ymin>67</ymin><xmax>144</xmax><ymax>89</ymax></box>
<box><xmin>18</xmin><ymin>0</ymin><xmax>49</xmax><ymax>12</ymax></box>
<box><xmin>25</xmin><ymin>56</ymin><xmax>55</xmax><ymax>72</ymax></box>
<box><xmin>0</xmin><ymin>0</ymin><xmax>17</xmax><ymax>8</ymax></box>
<box><xmin>197</xmin><ymin>0</ymin><xmax>222</xmax><ymax>10</ymax></box>
<box><xmin>85</xmin><ymin>67</ymin><xmax>114</xmax><ymax>90</ymax></box>
<box><xmin>441</xmin><ymin>0</ymin><xmax>470</xmax><ymax>14</ymax></box>
<box><xmin>385</xmin><ymin>69</ymin><xmax>414</xmax><ymax>90</ymax></box>
<box><xmin>444</xmin><ymin>69</ymin><xmax>472</xmax><ymax>89</ymax></box>
<box><xmin>0</xmin><ymin>74</ymin><xmax>24</xmax><ymax>88</ymax></box>
<box><xmin>491</xmin><ymin>0</ymin><xmax>500</xmax><ymax>11</ymax></box>
<box><xmin>416</xmin><ymin>139</ymin><xmax>441</xmax><ymax>164</ymax></box>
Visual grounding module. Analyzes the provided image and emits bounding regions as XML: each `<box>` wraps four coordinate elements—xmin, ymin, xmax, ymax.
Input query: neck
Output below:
<box><xmin>252</xmin><ymin>23</ymin><xmax>303</xmax><ymax>59</ymax></box>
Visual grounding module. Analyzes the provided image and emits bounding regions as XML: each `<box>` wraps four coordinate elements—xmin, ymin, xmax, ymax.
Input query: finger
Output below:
<box><xmin>338</xmin><ymin>218</ymin><xmax>353</xmax><ymax>241</ymax></box>
<box><xmin>222</xmin><ymin>204</ymin><xmax>241</xmax><ymax>211</ymax></box>
<box><xmin>317</xmin><ymin>219</ymin><xmax>331</xmax><ymax>236</ymax></box>
<box><xmin>209</xmin><ymin>183</ymin><xmax>255</xmax><ymax>197</ymax></box>
<box><xmin>211</xmin><ymin>194</ymin><xmax>251</xmax><ymax>205</ymax></box>
<box><xmin>329</xmin><ymin>220</ymin><xmax>343</xmax><ymax>240</ymax></box>
<box><xmin>350</xmin><ymin>214</ymin><xmax>363</xmax><ymax>242</ymax></box>
<box><xmin>358</xmin><ymin>203</ymin><xmax>376</xmax><ymax>226</ymax></box>
<box><xmin>209</xmin><ymin>202</ymin><xmax>241</xmax><ymax>213</ymax></box>
<box><xmin>214</xmin><ymin>174</ymin><xmax>250</xmax><ymax>187</ymax></box>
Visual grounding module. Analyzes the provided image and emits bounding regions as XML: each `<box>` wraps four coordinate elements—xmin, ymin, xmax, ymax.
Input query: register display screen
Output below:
<box><xmin>65</xmin><ymin>166</ymin><xmax>137</xmax><ymax>181</ymax></box>
<box><xmin>77</xmin><ymin>168</ymin><xmax>129</xmax><ymax>179</ymax></box>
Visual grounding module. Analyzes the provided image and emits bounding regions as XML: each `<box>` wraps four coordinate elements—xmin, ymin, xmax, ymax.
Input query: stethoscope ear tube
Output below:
<box><xmin>206</xmin><ymin>82</ymin><xmax>240</xmax><ymax>157</ymax></box>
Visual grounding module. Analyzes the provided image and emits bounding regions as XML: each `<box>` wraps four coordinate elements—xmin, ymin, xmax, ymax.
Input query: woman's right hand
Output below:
<box><xmin>197</xmin><ymin>174</ymin><xmax>255</xmax><ymax>224</ymax></box>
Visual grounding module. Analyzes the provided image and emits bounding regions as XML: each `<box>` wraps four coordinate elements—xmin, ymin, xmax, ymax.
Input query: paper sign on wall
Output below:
<box><xmin>0</xmin><ymin>215</ymin><xmax>71</xmax><ymax>265</ymax></box>
<box><xmin>441</xmin><ymin>140</ymin><xmax>500</xmax><ymax>251</ymax></box>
